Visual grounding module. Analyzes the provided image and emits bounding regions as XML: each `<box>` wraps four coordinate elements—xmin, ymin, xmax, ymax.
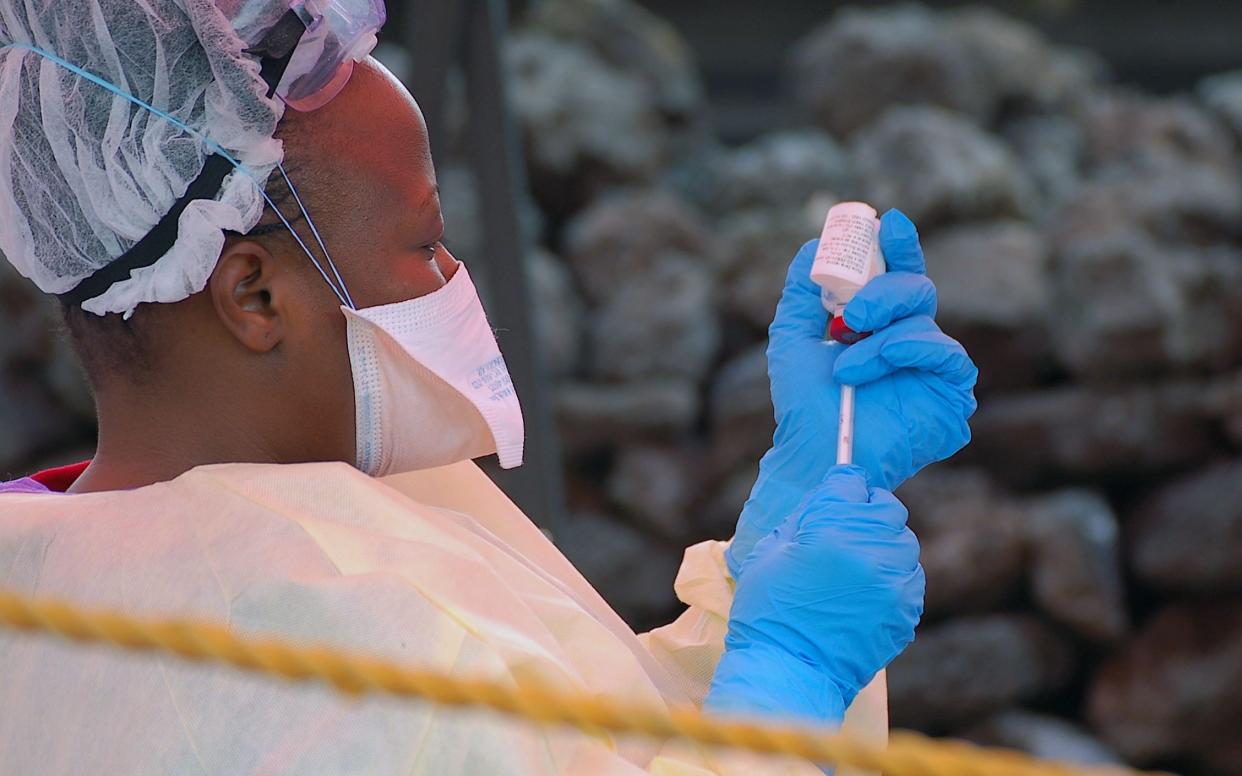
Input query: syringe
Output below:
<box><xmin>809</xmin><ymin>201</ymin><xmax>890</xmax><ymax>770</ymax></box>
<box><xmin>811</xmin><ymin>202</ymin><xmax>887</xmax><ymax>465</ymax></box>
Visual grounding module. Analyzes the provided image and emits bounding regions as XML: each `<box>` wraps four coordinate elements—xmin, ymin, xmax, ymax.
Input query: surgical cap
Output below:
<box><xmin>0</xmin><ymin>0</ymin><xmax>289</xmax><ymax>316</ymax></box>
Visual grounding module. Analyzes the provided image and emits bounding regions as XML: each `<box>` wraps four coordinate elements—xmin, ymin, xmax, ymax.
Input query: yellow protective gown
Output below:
<box><xmin>0</xmin><ymin>460</ymin><xmax>885</xmax><ymax>774</ymax></box>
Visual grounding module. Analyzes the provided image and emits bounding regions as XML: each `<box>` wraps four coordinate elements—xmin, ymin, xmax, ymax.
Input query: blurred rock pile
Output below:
<box><xmin>2</xmin><ymin>1</ymin><xmax>1241</xmax><ymax>774</ymax></box>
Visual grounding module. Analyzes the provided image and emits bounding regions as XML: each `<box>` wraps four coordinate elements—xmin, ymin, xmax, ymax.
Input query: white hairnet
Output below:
<box><xmin>0</xmin><ymin>0</ymin><xmax>289</xmax><ymax>316</ymax></box>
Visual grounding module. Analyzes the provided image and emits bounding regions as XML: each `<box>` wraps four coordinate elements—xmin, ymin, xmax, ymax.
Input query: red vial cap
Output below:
<box><xmin>830</xmin><ymin>315</ymin><xmax>872</xmax><ymax>345</ymax></box>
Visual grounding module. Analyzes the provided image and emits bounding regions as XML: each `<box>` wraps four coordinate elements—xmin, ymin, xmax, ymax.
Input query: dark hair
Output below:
<box><xmin>58</xmin><ymin>299</ymin><xmax>154</xmax><ymax>387</ymax></box>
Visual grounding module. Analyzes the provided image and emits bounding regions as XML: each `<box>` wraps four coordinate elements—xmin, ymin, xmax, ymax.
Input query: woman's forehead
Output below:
<box><xmin>282</xmin><ymin>57</ymin><xmax>439</xmax><ymax>225</ymax></box>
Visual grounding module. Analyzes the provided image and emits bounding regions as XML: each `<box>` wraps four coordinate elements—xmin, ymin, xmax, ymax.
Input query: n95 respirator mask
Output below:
<box><xmin>342</xmin><ymin>263</ymin><xmax>525</xmax><ymax>476</ymax></box>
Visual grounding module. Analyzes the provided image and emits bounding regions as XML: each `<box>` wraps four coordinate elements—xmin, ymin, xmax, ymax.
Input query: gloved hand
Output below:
<box><xmin>706</xmin><ymin>466</ymin><xmax>924</xmax><ymax>724</ymax></box>
<box><xmin>726</xmin><ymin>209</ymin><xmax>977</xmax><ymax>577</ymax></box>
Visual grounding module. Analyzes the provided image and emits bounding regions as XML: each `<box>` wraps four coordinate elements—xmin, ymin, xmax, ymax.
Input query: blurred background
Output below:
<box><xmin>3</xmin><ymin>0</ymin><xmax>1242</xmax><ymax>773</ymax></box>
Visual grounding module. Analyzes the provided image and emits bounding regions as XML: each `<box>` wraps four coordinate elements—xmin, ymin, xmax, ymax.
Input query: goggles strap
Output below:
<box><xmin>248</xmin><ymin>9</ymin><xmax>308</xmax><ymax>99</ymax></box>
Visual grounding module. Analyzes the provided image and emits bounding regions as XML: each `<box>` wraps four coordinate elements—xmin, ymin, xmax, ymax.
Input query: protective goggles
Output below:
<box><xmin>255</xmin><ymin>0</ymin><xmax>386</xmax><ymax>111</ymax></box>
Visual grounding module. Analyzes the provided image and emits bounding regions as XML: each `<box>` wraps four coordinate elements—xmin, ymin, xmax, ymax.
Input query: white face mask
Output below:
<box><xmin>341</xmin><ymin>263</ymin><xmax>525</xmax><ymax>477</ymax></box>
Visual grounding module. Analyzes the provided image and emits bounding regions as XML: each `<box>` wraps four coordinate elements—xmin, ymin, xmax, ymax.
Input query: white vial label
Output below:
<box><xmin>821</xmin><ymin>210</ymin><xmax>875</xmax><ymax>276</ymax></box>
<box><xmin>810</xmin><ymin>202</ymin><xmax>883</xmax><ymax>314</ymax></box>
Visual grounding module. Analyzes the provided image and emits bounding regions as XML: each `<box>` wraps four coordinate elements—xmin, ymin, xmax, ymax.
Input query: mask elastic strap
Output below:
<box><xmin>2</xmin><ymin>42</ymin><xmax>356</xmax><ymax>310</ymax></box>
<box><xmin>276</xmin><ymin>161</ymin><xmax>355</xmax><ymax>309</ymax></box>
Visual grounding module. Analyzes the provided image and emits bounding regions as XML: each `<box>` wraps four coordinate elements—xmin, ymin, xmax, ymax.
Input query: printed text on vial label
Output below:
<box><xmin>824</xmin><ymin>213</ymin><xmax>874</xmax><ymax>275</ymax></box>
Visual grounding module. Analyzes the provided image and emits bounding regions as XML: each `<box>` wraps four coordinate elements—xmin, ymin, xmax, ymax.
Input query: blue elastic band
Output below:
<box><xmin>277</xmin><ymin>162</ymin><xmax>355</xmax><ymax>309</ymax></box>
<box><xmin>1</xmin><ymin>42</ymin><xmax>355</xmax><ymax>309</ymax></box>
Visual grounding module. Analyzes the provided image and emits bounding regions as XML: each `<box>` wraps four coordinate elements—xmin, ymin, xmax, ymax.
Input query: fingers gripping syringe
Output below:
<box><xmin>810</xmin><ymin>202</ymin><xmax>890</xmax><ymax>773</ymax></box>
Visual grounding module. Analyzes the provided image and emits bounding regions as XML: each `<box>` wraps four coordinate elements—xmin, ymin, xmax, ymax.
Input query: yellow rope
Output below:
<box><xmin>0</xmin><ymin>588</ymin><xmax>1163</xmax><ymax>776</ymax></box>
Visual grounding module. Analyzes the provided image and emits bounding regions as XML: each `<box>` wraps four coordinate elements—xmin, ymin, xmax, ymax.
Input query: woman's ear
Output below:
<box><xmin>208</xmin><ymin>240</ymin><xmax>287</xmax><ymax>353</ymax></box>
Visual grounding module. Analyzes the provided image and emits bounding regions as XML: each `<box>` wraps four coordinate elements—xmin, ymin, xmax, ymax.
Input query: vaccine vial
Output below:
<box><xmin>810</xmin><ymin>202</ymin><xmax>887</xmax><ymax>344</ymax></box>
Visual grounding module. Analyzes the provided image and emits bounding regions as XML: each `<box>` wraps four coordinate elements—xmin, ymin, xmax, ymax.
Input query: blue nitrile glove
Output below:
<box><xmin>706</xmin><ymin>466</ymin><xmax>924</xmax><ymax>724</ymax></box>
<box><xmin>725</xmin><ymin>210</ymin><xmax>977</xmax><ymax>577</ymax></box>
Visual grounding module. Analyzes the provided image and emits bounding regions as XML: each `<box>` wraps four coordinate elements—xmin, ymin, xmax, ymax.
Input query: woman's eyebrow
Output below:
<box><xmin>413</xmin><ymin>183</ymin><xmax>441</xmax><ymax>216</ymax></box>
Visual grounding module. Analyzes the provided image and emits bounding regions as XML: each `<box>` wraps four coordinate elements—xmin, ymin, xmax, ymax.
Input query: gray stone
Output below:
<box><xmin>509</xmin><ymin>0</ymin><xmax>706</xmax><ymax>215</ymax></box>
<box><xmin>1198</xmin><ymin>69</ymin><xmax>1242</xmax><ymax>145</ymax></box>
<box><xmin>1002</xmin><ymin>114</ymin><xmax>1086</xmax><ymax>212</ymax></box>
<box><xmin>1050</xmin><ymin>163</ymin><xmax>1242</xmax><ymax>383</ymax></box>
<box><xmin>1078</xmin><ymin>91</ymin><xmax>1236</xmax><ymax>171</ymax></box>
<box><xmin>888</xmin><ymin>614</ymin><xmax>1077</xmax><ymax>732</ymax></box>
<box><xmin>526</xmin><ymin>247</ymin><xmax>584</xmax><ymax>379</ymax></box>
<box><xmin>553</xmin><ymin>509</ymin><xmax>683</xmax><ymax>629</ymax></box>
<box><xmin>896</xmin><ymin>468</ymin><xmax>1025</xmax><ymax>618</ymax></box>
<box><xmin>587</xmin><ymin>253</ymin><xmax>720</xmax><ymax>382</ymax></box>
<box><xmin>605</xmin><ymin>444</ymin><xmax>698</xmax><ymax>540</ymax></box>
<box><xmin>522</xmin><ymin>0</ymin><xmax>705</xmax><ymax>129</ymax></box>
<box><xmin>718</xmin><ymin>207</ymin><xmax>823</xmax><ymax>332</ymax></box>
<box><xmin>555</xmin><ymin>379</ymin><xmax>699</xmax><ymax>455</ymax></box>
<box><xmin>1200</xmin><ymin>369</ymin><xmax>1242</xmax><ymax>446</ymax></box>
<box><xmin>940</xmin><ymin>6</ymin><xmax>1104</xmax><ymax>115</ymax></box>
<box><xmin>927</xmin><ymin>221</ymin><xmax>1052</xmax><ymax>327</ymax></box>
<box><xmin>562</xmin><ymin>189</ymin><xmax>719</xmax><ymax>306</ymax></box>
<box><xmin>1022</xmin><ymin>490</ymin><xmax>1128</xmax><ymax>644</ymax></box>
<box><xmin>964</xmin><ymin>381</ymin><xmax>1216</xmax><ymax>488</ymax></box>
<box><xmin>506</xmin><ymin>33</ymin><xmax>668</xmax><ymax>213</ymax></box>
<box><xmin>788</xmin><ymin>4</ymin><xmax>1101</xmax><ymax>138</ymax></box>
<box><xmin>1047</xmin><ymin>227</ymin><xmax>1176</xmax><ymax>379</ymax></box>
<box><xmin>962</xmin><ymin>710</ymin><xmax>1124</xmax><ymax>767</ymax></box>
<box><xmin>1127</xmin><ymin>460</ymin><xmax>1242</xmax><ymax>593</ymax></box>
<box><xmin>693</xmin><ymin>130</ymin><xmax>853</xmax><ymax>217</ymax></box>
<box><xmin>789</xmin><ymin>4</ymin><xmax>990</xmax><ymax>137</ymax></box>
<box><xmin>1136</xmin><ymin>162</ymin><xmax>1242</xmax><ymax>245</ymax></box>
<box><xmin>658</xmin><ymin>142</ymin><xmax>731</xmax><ymax>216</ymax></box>
<box><xmin>1054</xmin><ymin>156</ymin><xmax>1242</xmax><ymax>249</ymax></box>
<box><xmin>1047</xmin><ymin>224</ymin><xmax>1242</xmax><ymax>379</ymax></box>
<box><xmin>922</xmin><ymin>220</ymin><xmax>1055</xmax><ymax>391</ymax></box>
<box><xmin>1088</xmin><ymin>603</ymin><xmax>1242</xmax><ymax>775</ymax></box>
<box><xmin>707</xmin><ymin>342</ymin><xmax>773</xmax><ymax>476</ymax></box>
<box><xmin>851</xmin><ymin>106</ymin><xmax>1036</xmax><ymax>227</ymax></box>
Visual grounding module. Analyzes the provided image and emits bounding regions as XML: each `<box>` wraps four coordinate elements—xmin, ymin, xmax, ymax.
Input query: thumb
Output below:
<box><xmin>878</xmin><ymin>209</ymin><xmax>926</xmax><ymax>275</ymax></box>
<box><xmin>814</xmin><ymin>465</ymin><xmax>871</xmax><ymax>504</ymax></box>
